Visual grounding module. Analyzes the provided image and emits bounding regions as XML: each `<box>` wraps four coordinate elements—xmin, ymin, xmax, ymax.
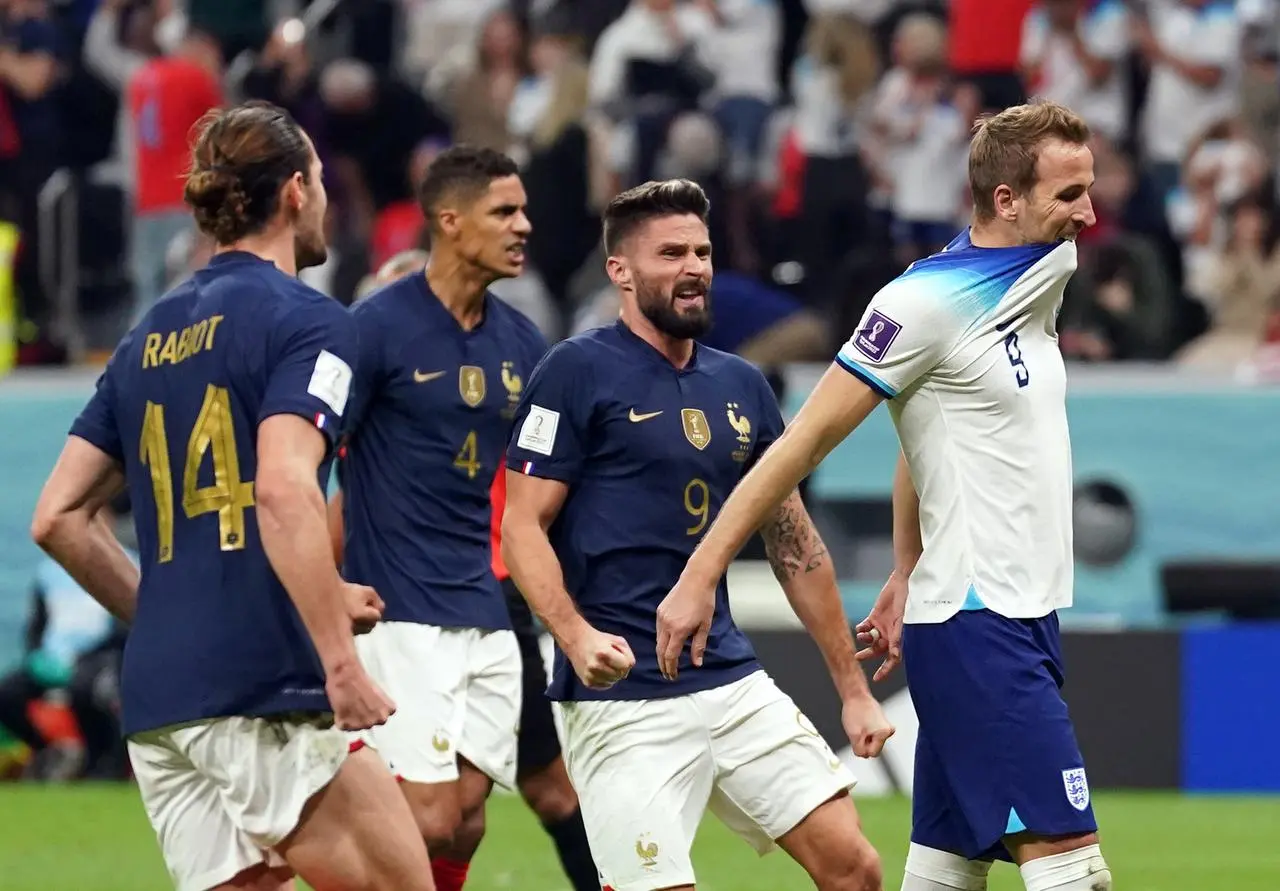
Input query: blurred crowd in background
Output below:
<box><xmin>5</xmin><ymin>0</ymin><xmax>1280</xmax><ymax>778</ymax></box>
<box><xmin>2</xmin><ymin>0</ymin><xmax>1280</xmax><ymax>374</ymax></box>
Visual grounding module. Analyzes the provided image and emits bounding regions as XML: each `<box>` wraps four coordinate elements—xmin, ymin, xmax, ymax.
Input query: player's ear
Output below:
<box><xmin>605</xmin><ymin>255</ymin><xmax>631</xmax><ymax>290</ymax></box>
<box><xmin>437</xmin><ymin>206</ymin><xmax>461</xmax><ymax>239</ymax></box>
<box><xmin>283</xmin><ymin>171</ymin><xmax>306</xmax><ymax>214</ymax></box>
<box><xmin>994</xmin><ymin>184</ymin><xmax>1018</xmax><ymax>222</ymax></box>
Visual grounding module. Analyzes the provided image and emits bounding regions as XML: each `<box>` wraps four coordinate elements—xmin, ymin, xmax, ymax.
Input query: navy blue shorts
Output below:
<box><xmin>902</xmin><ymin>609</ymin><xmax>1097</xmax><ymax>861</ymax></box>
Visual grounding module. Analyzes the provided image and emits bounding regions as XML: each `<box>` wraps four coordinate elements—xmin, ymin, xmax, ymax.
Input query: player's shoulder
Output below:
<box><xmin>696</xmin><ymin>342</ymin><xmax>771</xmax><ymax>388</ymax></box>
<box><xmin>486</xmin><ymin>291</ymin><xmax>548</xmax><ymax>348</ymax></box>
<box><xmin>876</xmin><ymin>232</ymin><xmax>1071</xmax><ymax>310</ymax></box>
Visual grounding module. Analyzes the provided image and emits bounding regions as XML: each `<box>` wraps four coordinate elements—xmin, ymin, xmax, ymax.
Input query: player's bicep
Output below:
<box><xmin>260</xmin><ymin>301</ymin><xmax>359</xmax><ymax>452</ymax></box>
<box><xmin>785</xmin><ymin>362</ymin><xmax>884</xmax><ymax>468</ymax></box>
<box><xmin>32</xmin><ymin>437</ymin><xmax>127</xmax><ymax>540</ymax></box>
<box><xmin>257</xmin><ymin>414</ymin><xmax>329</xmax><ymax>496</ymax></box>
<box><xmin>503</xmin><ymin>469</ymin><xmax>569</xmax><ymax>532</ymax></box>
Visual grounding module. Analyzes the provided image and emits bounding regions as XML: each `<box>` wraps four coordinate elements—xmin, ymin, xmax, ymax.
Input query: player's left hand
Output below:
<box><xmin>343</xmin><ymin>582</ymin><xmax>384</xmax><ymax>635</ymax></box>
<box><xmin>656</xmin><ymin>574</ymin><xmax>716</xmax><ymax>680</ymax></box>
<box><xmin>841</xmin><ymin>694</ymin><xmax>895</xmax><ymax>759</ymax></box>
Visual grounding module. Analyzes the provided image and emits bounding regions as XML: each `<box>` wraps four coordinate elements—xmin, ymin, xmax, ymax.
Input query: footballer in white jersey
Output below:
<box><xmin>665</xmin><ymin>100</ymin><xmax>1114</xmax><ymax>891</ymax></box>
<box><xmin>836</xmin><ymin>229</ymin><xmax>1077</xmax><ymax>625</ymax></box>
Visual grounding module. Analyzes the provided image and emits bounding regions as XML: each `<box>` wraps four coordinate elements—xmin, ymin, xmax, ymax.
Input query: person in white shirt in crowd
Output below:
<box><xmin>1135</xmin><ymin>0</ymin><xmax>1242</xmax><ymax>198</ymax></box>
<box><xmin>1019</xmin><ymin>0</ymin><xmax>1131</xmax><ymax>145</ymax></box>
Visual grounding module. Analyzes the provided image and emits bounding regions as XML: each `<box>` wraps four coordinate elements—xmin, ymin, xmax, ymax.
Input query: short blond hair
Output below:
<box><xmin>968</xmin><ymin>100</ymin><xmax>1091</xmax><ymax>222</ymax></box>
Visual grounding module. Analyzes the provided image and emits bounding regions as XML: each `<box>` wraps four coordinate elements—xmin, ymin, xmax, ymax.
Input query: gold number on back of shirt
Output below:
<box><xmin>684</xmin><ymin>478</ymin><xmax>710</xmax><ymax>536</ymax></box>
<box><xmin>139</xmin><ymin>384</ymin><xmax>255</xmax><ymax>563</ymax></box>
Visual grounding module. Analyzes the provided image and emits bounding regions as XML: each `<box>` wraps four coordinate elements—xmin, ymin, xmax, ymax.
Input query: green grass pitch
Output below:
<box><xmin>1</xmin><ymin>785</ymin><xmax>1277</xmax><ymax>890</ymax></box>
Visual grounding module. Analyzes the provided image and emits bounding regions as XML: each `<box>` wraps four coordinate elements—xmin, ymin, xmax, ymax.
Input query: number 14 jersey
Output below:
<box><xmin>837</xmin><ymin>230</ymin><xmax>1077</xmax><ymax>626</ymax></box>
<box><xmin>70</xmin><ymin>251</ymin><xmax>359</xmax><ymax>735</ymax></box>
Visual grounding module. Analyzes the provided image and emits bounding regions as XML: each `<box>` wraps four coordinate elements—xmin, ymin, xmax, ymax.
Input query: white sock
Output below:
<box><xmin>901</xmin><ymin>843</ymin><xmax>992</xmax><ymax>891</ymax></box>
<box><xmin>1020</xmin><ymin>845</ymin><xmax>1111</xmax><ymax>891</ymax></box>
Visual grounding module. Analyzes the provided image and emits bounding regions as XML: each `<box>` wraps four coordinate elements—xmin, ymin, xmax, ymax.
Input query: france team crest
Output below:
<box><xmin>1062</xmin><ymin>767</ymin><xmax>1090</xmax><ymax>811</ymax></box>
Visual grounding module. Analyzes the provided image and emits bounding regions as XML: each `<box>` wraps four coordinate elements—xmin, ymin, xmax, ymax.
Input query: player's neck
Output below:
<box><xmin>966</xmin><ymin>219</ymin><xmax>1020</xmax><ymax>249</ymax></box>
<box><xmin>217</xmin><ymin>235</ymin><xmax>297</xmax><ymax>277</ymax></box>
<box><xmin>620</xmin><ymin>306</ymin><xmax>695</xmax><ymax>368</ymax></box>
<box><xmin>424</xmin><ymin>254</ymin><xmax>489</xmax><ymax>330</ymax></box>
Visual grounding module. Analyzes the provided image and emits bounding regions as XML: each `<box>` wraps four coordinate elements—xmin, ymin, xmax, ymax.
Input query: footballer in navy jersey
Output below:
<box><xmin>31</xmin><ymin>103</ymin><xmax>431</xmax><ymax>891</ymax></box>
<box><xmin>341</xmin><ymin>272</ymin><xmax>546</xmax><ymax>631</ymax></box>
<box><xmin>502</xmin><ymin>180</ymin><xmax>889</xmax><ymax>891</ymax></box>
<box><xmin>331</xmin><ymin>147</ymin><xmax>596</xmax><ymax>891</ymax></box>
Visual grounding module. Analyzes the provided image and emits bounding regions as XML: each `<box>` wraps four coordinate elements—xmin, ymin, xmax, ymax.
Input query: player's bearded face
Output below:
<box><xmin>292</xmin><ymin>155</ymin><xmax>328</xmax><ymax>270</ymax></box>
<box><xmin>636</xmin><ymin>271</ymin><xmax>712</xmax><ymax>339</ymax></box>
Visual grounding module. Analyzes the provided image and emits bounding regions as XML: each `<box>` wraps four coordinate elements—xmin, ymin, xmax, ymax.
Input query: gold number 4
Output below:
<box><xmin>140</xmin><ymin>384</ymin><xmax>256</xmax><ymax>563</ymax></box>
<box><xmin>684</xmin><ymin>478</ymin><xmax>710</xmax><ymax>536</ymax></box>
<box><xmin>454</xmin><ymin>430</ymin><xmax>482</xmax><ymax>480</ymax></box>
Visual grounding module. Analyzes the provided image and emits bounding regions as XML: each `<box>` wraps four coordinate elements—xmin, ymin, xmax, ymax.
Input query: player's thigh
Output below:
<box><xmin>354</xmin><ymin>621</ymin><xmax>469</xmax><ymax>786</ymax></box>
<box><xmin>128</xmin><ymin>728</ymin><xmax>289</xmax><ymax>891</ymax></box>
<box><xmin>705</xmin><ymin>672</ymin><xmax>857</xmax><ymax>855</ymax></box>
<box><xmin>557</xmin><ymin>695</ymin><xmax>713</xmax><ymax>891</ymax></box>
<box><xmin>902</xmin><ymin>610</ymin><xmax>1098</xmax><ymax>860</ymax></box>
<box><xmin>277</xmin><ymin>744</ymin><xmax>432</xmax><ymax>891</ymax></box>
<box><xmin>458</xmin><ymin>628</ymin><xmax>523</xmax><ymax>792</ymax></box>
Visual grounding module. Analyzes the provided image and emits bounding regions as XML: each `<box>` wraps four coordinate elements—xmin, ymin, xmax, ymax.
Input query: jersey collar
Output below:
<box><xmin>613</xmin><ymin>319</ymin><xmax>700</xmax><ymax>373</ymax></box>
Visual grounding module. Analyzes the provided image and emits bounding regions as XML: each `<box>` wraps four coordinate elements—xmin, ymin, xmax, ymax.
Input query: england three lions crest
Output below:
<box><xmin>1062</xmin><ymin>767</ymin><xmax>1090</xmax><ymax>811</ymax></box>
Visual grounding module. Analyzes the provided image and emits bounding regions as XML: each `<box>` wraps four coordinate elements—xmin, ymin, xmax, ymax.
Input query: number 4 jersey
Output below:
<box><xmin>70</xmin><ymin>251</ymin><xmax>358</xmax><ymax>735</ymax></box>
<box><xmin>837</xmin><ymin>229</ymin><xmax>1077</xmax><ymax>626</ymax></box>
<box><xmin>337</xmin><ymin>272</ymin><xmax>546</xmax><ymax>631</ymax></box>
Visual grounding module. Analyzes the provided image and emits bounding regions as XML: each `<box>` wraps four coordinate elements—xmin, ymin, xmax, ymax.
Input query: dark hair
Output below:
<box><xmin>602</xmin><ymin>179</ymin><xmax>710</xmax><ymax>254</ymax></box>
<box><xmin>184</xmin><ymin>101</ymin><xmax>313</xmax><ymax>245</ymax></box>
<box><xmin>417</xmin><ymin>145</ymin><xmax>520</xmax><ymax>227</ymax></box>
<box><xmin>968</xmin><ymin>99</ymin><xmax>1091</xmax><ymax>222</ymax></box>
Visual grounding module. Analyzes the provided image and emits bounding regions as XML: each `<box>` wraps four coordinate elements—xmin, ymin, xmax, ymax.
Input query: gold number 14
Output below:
<box><xmin>139</xmin><ymin>384</ymin><xmax>256</xmax><ymax>563</ymax></box>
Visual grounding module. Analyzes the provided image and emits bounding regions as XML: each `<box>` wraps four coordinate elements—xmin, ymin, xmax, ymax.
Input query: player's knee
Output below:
<box><xmin>902</xmin><ymin>843</ymin><xmax>991</xmax><ymax>890</ymax></box>
<box><xmin>817</xmin><ymin>834</ymin><xmax>882</xmax><ymax>891</ymax></box>
<box><xmin>518</xmin><ymin>762</ymin><xmax>579</xmax><ymax>823</ymax></box>
<box><xmin>1019</xmin><ymin>845</ymin><xmax>1111</xmax><ymax>891</ymax></box>
<box><xmin>407</xmin><ymin>795</ymin><xmax>462</xmax><ymax>851</ymax></box>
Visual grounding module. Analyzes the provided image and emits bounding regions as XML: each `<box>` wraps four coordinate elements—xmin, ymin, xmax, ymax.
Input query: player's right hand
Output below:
<box><xmin>855</xmin><ymin>570</ymin><xmax>907</xmax><ymax>682</ymax></box>
<box><xmin>343</xmin><ymin>582</ymin><xmax>384</xmax><ymax>635</ymax></box>
<box><xmin>568</xmin><ymin>627</ymin><xmax>636</xmax><ymax>691</ymax></box>
<box><xmin>326</xmin><ymin>661</ymin><xmax>396</xmax><ymax>731</ymax></box>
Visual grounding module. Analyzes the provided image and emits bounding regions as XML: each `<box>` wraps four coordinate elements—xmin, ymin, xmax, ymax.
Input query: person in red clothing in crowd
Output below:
<box><xmin>125</xmin><ymin>21</ymin><xmax>222</xmax><ymax>321</ymax></box>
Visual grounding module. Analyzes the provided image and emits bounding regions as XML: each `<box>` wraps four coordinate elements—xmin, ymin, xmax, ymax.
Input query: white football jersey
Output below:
<box><xmin>838</xmin><ymin>229</ymin><xmax>1077</xmax><ymax>624</ymax></box>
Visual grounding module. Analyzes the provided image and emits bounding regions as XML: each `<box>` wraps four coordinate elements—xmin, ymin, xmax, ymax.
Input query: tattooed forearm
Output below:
<box><xmin>762</xmin><ymin>491</ymin><xmax>830</xmax><ymax>583</ymax></box>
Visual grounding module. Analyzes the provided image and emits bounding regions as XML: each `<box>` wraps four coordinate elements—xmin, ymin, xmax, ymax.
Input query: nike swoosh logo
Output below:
<box><xmin>996</xmin><ymin>313</ymin><xmax>1029</xmax><ymax>332</ymax></box>
<box><xmin>413</xmin><ymin>370</ymin><xmax>447</xmax><ymax>383</ymax></box>
<box><xmin>628</xmin><ymin>408</ymin><xmax>663</xmax><ymax>422</ymax></box>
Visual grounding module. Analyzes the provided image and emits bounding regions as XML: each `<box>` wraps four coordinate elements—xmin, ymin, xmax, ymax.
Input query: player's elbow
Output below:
<box><xmin>30</xmin><ymin>501</ymin><xmax>73</xmax><ymax>554</ymax></box>
<box><xmin>255</xmin><ymin>469</ymin><xmax>313</xmax><ymax>530</ymax></box>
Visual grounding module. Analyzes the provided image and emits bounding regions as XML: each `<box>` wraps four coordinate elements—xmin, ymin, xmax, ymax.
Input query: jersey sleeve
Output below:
<box><xmin>69</xmin><ymin>346</ymin><xmax>125</xmax><ymax>464</ymax></box>
<box><xmin>745</xmin><ymin>367</ymin><xmax>786</xmax><ymax>473</ymax></box>
<box><xmin>506</xmin><ymin>340</ymin><xmax>592</xmax><ymax>483</ymax></box>
<box><xmin>344</xmin><ymin>298</ymin><xmax>390</xmax><ymax>433</ymax></box>
<box><xmin>260</xmin><ymin>296</ymin><xmax>359</xmax><ymax>450</ymax></box>
<box><xmin>836</xmin><ymin>281</ymin><xmax>963</xmax><ymax>398</ymax></box>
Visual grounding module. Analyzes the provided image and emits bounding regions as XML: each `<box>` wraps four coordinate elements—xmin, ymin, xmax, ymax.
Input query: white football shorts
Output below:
<box><xmin>127</xmin><ymin>714</ymin><xmax>349</xmax><ymax>891</ymax></box>
<box><xmin>558</xmin><ymin>669</ymin><xmax>856</xmax><ymax>891</ymax></box>
<box><xmin>353</xmin><ymin>621</ymin><xmax>522</xmax><ymax>789</ymax></box>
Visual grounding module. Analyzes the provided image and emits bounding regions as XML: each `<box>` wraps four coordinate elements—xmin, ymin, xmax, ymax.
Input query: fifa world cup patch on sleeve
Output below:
<box><xmin>517</xmin><ymin>405</ymin><xmax>559</xmax><ymax>456</ymax></box>
<box><xmin>308</xmin><ymin>349</ymin><xmax>353</xmax><ymax>416</ymax></box>
<box><xmin>852</xmin><ymin>310</ymin><xmax>902</xmax><ymax>363</ymax></box>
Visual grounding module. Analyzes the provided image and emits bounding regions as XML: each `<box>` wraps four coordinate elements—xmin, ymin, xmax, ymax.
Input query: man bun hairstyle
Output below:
<box><xmin>602</xmin><ymin>179</ymin><xmax>710</xmax><ymax>254</ymax></box>
<box><xmin>184</xmin><ymin>101</ymin><xmax>313</xmax><ymax>245</ymax></box>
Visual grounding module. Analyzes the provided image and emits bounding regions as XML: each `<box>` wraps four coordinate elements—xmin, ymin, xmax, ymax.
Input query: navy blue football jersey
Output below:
<box><xmin>340</xmin><ymin>273</ymin><xmax>547</xmax><ymax>630</ymax></box>
<box><xmin>69</xmin><ymin>251</ymin><xmax>358</xmax><ymax>735</ymax></box>
<box><xmin>505</xmin><ymin>321</ymin><xmax>785</xmax><ymax>701</ymax></box>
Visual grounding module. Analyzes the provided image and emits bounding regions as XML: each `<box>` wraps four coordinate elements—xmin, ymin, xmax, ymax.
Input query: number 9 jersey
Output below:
<box><xmin>836</xmin><ymin>229</ymin><xmax>1078</xmax><ymax>626</ymax></box>
<box><xmin>69</xmin><ymin>251</ymin><xmax>358</xmax><ymax>736</ymax></box>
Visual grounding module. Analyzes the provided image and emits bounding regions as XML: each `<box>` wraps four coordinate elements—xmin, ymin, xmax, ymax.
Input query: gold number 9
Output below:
<box><xmin>684</xmin><ymin>478</ymin><xmax>710</xmax><ymax>536</ymax></box>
